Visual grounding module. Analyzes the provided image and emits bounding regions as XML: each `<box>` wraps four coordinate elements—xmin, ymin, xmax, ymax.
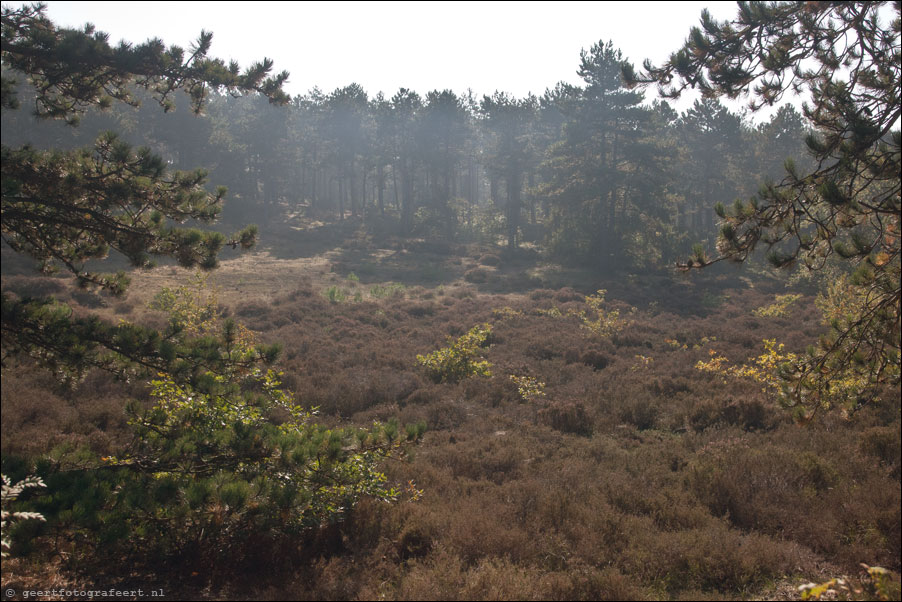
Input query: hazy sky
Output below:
<box><xmin>39</xmin><ymin>1</ymin><xmax>745</xmax><ymax>109</ymax></box>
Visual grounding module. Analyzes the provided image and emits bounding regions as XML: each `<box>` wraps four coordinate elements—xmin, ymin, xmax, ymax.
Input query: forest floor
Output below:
<box><xmin>2</xmin><ymin>221</ymin><xmax>900</xmax><ymax>600</ymax></box>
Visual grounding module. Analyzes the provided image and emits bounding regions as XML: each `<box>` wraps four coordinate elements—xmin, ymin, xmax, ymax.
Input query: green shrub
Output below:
<box><xmin>28</xmin><ymin>282</ymin><xmax>425</xmax><ymax>565</ymax></box>
<box><xmin>571</xmin><ymin>290</ymin><xmax>628</xmax><ymax>337</ymax></box>
<box><xmin>509</xmin><ymin>374</ymin><xmax>545</xmax><ymax>402</ymax></box>
<box><xmin>369</xmin><ymin>282</ymin><xmax>406</xmax><ymax>299</ymax></box>
<box><xmin>417</xmin><ymin>323</ymin><xmax>493</xmax><ymax>384</ymax></box>
<box><xmin>324</xmin><ymin>286</ymin><xmax>347</xmax><ymax>303</ymax></box>
<box><xmin>99</xmin><ymin>370</ymin><xmax>421</xmax><ymax>555</ymax></box>
<box><xmin>752</xmin><ymin>293</ymin><xmax>802</xmax><ymax>318</ymax></box>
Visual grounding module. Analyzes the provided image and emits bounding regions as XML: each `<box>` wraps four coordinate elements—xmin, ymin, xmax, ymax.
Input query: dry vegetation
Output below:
<box><xmin>2</xmin><ymin>223</ymin><xmax>900</xmax><ymax>600</ymax></box>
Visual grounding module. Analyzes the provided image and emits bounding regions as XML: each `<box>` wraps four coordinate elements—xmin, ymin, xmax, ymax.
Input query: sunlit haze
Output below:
<box><xmin>40</xmin><ymin>1</ymin><xmax>744</xmax><ymax>110</ymax></box>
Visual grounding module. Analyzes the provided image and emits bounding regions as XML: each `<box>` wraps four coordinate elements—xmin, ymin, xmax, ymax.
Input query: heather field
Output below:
<box><xmin>3</xmin><ymin>2</ymin><xmax>900</xmax><ymax>599</ymax></box>
<box><xmin>3</xmin><ymin>223</ymin><xmax>899</xmax><ymax>600</ymax></box>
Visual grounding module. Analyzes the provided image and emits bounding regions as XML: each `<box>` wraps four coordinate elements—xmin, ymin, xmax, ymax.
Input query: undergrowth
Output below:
<box><xmin>2</xmin><ymin>266</ymin><xmax>899</xmax><ymax>600</ymax></box>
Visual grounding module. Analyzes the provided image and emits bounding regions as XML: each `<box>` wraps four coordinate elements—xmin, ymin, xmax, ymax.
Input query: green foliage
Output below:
<box><xmin>492</xmin><ymin>306</ymin><xmax>524</xmax><ymax>321</ymax></box>
<box><xmin>518</xmin><ymin>291</ymin><xmax>627</xmax><ymax>339</ymax></box>
<box><xmin>534</xmin><ymin>306</ymin><xmax>564</xmax><ymax>318</ymax></box>
<box><xmin>575</xmin><ymin>290</ymin><xmax>627</xmax><ymax>337</ymax></box>
<box><xmin>324</xmin><ymin>285</ymin><xmax>348</xmax><ymax>304</ymax></box>
<box><xmin>752</xmin><ymin>293</ymin><xmax>802</xmax><ymax>318</ymax></box>
<box><xmin>697</xmin><ymin>339</ymin><xmax>800</xmax><ymax>398</ymax></box>
<box><xmin>150</xmin><ymin>274</ymin><xmax>225</xmax><ymax>335</ymax></box>
<box><xmin>509</xmin><ymin>374</ymin><xmax>545</xmax><ymax>402</ymax></box>
<box><xmin>696</xmin><ymin>335</ymin><xmax>881</xmax><ymax>420</ymax></box>
<box><xmin>0</xmin><ymin>3</ymin><xmax>289</xmax><ymax>120</ymax></box>
<box><xmin>1</xmin><ymin>287</ymin><xmax>278</xmax><ymax>390</ymax></box>
<box><xmin>2</xmin><ymin>136</ymin><xmax>257</xmax><ymax>294</ymax></box>
<box><xmin>111</xmin><ymin>372</ymin><xmax>416</xmax><ymax>545</ymax></box>
<box><xmin>629</xmin><ymin>1</ymin><xmax>901</xmax><ymax>416</ymax></box>
<box><xmin>369</xmin><ymin>282</ymin><xmax>406</xmax><ymax>299</ymax></box>
<box><xmin>417</xmin><ymin>323</ymin><xmax>493</xmax><ymax>384</ymax></box>
<box><xmin>322</xmin><ymin>275</ymin><xmax>403</xmax><ymax>304</ymax></box>
<box><xmin>1</xmin><ymin>3</ymin><xmax>286</xmax><ymax>384</ymax></box>
<box><xmin>543</xmin><ymin>41</ymin><xmax>676</xmax><ymax>269</ymax></box>
<box><xmin>31</xmin><ymin>283</ymin><xmax>425</xmax><ymax>560</ymax></box>
<box><xmin>1</xmin><ymin>473</ymin><xmax>45</xmax><ymax>558</ymax></box>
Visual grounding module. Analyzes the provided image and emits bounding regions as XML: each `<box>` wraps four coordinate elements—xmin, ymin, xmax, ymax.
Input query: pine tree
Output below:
<box><xmin>1</xmin><ymin>3</ymin><xmax>288</xmax><ymax>384</ymax></box>
<box><xmin>389</xmin><ymin>88</ymin><xmax>424</xmax><ymax>234</ymax></box>
<box><xmin>480</xmin><ymin>91</ymin><xmax>537</xmax><ymax>249</ymax></box>
<box><xmin>1</xmin><ymin>6</ymin><xmax>425</xmax><ymax>564</ymax></box>
<box><xmin>676</xmin><ymin>98</ymin><xmax>750</xmax><ymax>238</ymax></box>
<box><xmin>322</xmin><ymin>84</ymin><xmax>370</xmax><ymax>220</ymax></box>
<box><xmin>544</xmin><ymin>41</ymin><xmax>669</xmax><ymax>269</ymax></box>
<box><xmin>624</xmin><ymin>1</ymin><xmax>900</xmax><ymax>417</ymax></box>
<box><xmin>419</xmin><ymin>89</ymin><xmax>469</xmax><ymax>239</ymax></box>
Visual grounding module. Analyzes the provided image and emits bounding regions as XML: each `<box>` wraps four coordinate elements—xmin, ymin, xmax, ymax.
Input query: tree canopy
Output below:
<box><xmin>1</xmin><ymin>2</ymin><xmax>288</xmax><ymax>382</ymax></box>
<box><xmin>625</xmin><ymin>1</ymin><xmax>901</xmax><ymax>418</ymax></box>
<box><xmin>1</xmin><ymin>3</ymin><xmax>288</xmax><ymax>118</ymax></box>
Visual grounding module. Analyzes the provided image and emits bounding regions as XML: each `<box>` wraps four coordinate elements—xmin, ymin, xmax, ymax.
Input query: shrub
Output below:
<box><xmin>417</xmin><ymin>323</ymin><xmax>493</xmax><ymax>384</ymax></box>
<box><xmin>509</xmin><ymin>374</ymin><xmax>545</xmax><ymax>402</ymax></box>
<box><xmin>324</xmin><ymin>286</ymin><xmax>348</xmax><ymax>304</ymax></box>
<box><xmin>369</xmin><ymin>282</ymin><xmax>406</xmax><ymax>299</ymax></box>
<box><xmin>619</xmin><ymin>396</ymin><xmax>658</xmax><ymax>431</ymax></box>
<box><xmin>31</xmin><ymin>282</ymin><xmax>425</xmax><ymax>566</ymax></box>
<box><xmin>858</xmin><ymin>426</ymin><xmax>901</xmax><ymax>477</ymax></box>
<box><xmin>538</xmin><ymin>401</ymin><xmax>593</xmax><ymax>436</ymax></box>
<box><xmin>752</xmin><ymin>293</ymin><xmax>802</xmax><ymax>318</ymax></box>
<box><xmin>573</xmin><ymin>290</ymin><xmax>628</xmax><ymax>338</ymax></box>
<box><xmin>464</xmin><ymin>268</ymin><xmax>490</xmax><ymax>284</ymax></box>
<box><xmin>689</xmin><ymin>398</ymin><xmax>773</xmax><ymax>432</ymax></box>
<box><xmin>478</xmin><ymin>254</ymin><xmax>501</xmax><ymax>267</ymax></box>
<box><xmin>688</xmin><ymin>400</ymin><xmax>723</xmax><ymax>433</ymax></box>
<box><xmin>580</xmin><ymin>349</ymin><xmax>611</xmax><ymax>370</ymax></box>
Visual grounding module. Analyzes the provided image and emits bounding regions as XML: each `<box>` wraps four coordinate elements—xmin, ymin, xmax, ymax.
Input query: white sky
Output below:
<box><xmin>38</xmin><ymin>1</ymin><xmax>746</xmax><ymax>112</ymax></box>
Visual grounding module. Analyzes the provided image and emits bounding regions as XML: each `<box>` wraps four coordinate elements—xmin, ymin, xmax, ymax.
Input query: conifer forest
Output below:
<box><xmin>1</xmin><ymin>2</ymin><xmax>900</xmax><ymax>600</ymax></box>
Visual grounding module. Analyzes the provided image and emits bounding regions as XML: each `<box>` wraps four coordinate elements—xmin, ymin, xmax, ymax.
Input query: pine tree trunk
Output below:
<box><xmin>392</xmin><ymin>163</ymin><xmax>400</xmax><ymax>210</ymax></box>
<box><xmin>378</xmin><ymin>164</ymin><xmax>385</xmax><ymax>216</ymax></box>
<box><xmin>507</xmin><ymin>171</ymin><xmax>521</xmax><ymax>249</ymax></box>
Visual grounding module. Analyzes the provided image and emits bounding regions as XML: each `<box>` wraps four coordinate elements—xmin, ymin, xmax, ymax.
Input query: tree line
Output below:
<box><xmin>3</xmin><ymin>40</ymin><xmax>812</xmax><ymax>271</ymax></box>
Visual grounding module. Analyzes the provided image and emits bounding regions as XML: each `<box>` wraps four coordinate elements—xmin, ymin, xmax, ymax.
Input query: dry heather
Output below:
<box><xmin>2</xmin><ymin>239</ymin><xmax>899</xmax><ymax>600</ymax></box>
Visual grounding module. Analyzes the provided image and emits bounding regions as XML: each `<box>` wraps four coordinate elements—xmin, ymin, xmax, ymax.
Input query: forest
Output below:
<box><xmin>1</xmin><ymin>2</ymin><xmax>900</xmax><ymax>600</ymax></box>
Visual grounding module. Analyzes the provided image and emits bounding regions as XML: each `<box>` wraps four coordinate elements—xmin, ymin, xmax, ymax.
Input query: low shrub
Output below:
<box><xmin>478</xmin><ymin>254</ymin><xmax>501</xmax><ymax>267</ymax></box>
<box><xmin>417</xmin><ymin>323</ymin><xmax>493</xmax><ymax>384</ymax></box>
<box><xmin>580</xmin><ymin>349</ymin><xmax>612</xmax><ymax>370</ymax></box>
<box><xmin>14</xmin><ymin>283</ymin><xmax>426</xmax><ymax>570</ymax></box>
<box><xmin>619</xmin><ymin>396</ymin><xmax>659</xmax><ymax>430</ymax></box>
<box><xmin>538</xmin><ymin>401</ymin><xmax>593</xmax><ymax>436</ymax></box>
<box><xmin>464</xmin><ymin>268</ymin><xmax>490</xmax><ymax>284</ymax></box>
